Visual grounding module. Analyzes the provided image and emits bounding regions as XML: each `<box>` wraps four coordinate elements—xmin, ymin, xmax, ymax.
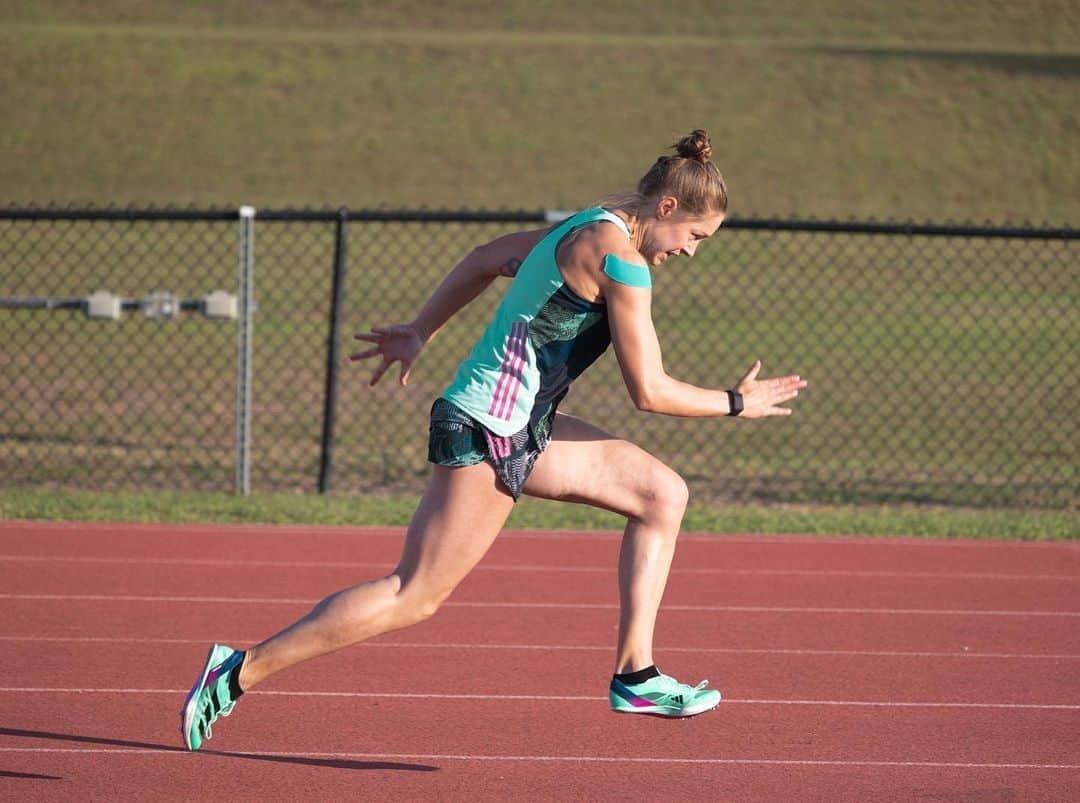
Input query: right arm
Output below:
<box><xmin>351</xmin><ymin>227</ymin><xmax>547</xmax><ymax>386</ymax></box>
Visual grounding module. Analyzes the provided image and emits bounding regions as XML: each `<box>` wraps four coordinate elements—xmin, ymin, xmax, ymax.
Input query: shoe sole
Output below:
<box><xmin>180</xmin><ymin>644</ymin><xmax>219</xmax><ymax>750</ymax></box>
<box><xmin>612</xmin><ymin>696</ymin><xmax>721</xmax><ymax>718</ymax></box>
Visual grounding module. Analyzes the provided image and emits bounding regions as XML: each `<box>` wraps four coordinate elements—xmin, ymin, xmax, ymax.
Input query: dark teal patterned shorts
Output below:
<box><xmin>428</xmin><ymin>397</ymin><xmax>553</xmax><ymax>500</ymax></box>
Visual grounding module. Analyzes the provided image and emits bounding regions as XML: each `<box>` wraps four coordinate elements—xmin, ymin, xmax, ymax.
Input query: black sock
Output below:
<box><xmin>228</xmin><ymin>651</ymin><xmax>246</xmax><ymax>700</ymax></box>
<box><xmin>613</xmin><ymin>665</ymin><xmax>660</xmax><ymax>685</ymax></box>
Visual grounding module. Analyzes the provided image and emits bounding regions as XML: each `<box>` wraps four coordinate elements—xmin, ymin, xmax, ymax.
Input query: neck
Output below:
<box><xmin>611</xmin><ymin>208</ymin><xmax>645</xmax><ymax>251</ymax></box>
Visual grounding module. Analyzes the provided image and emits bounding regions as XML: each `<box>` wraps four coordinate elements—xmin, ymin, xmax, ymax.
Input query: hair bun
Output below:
<box><xmin>674</xmin><ymin>129</ymin><xmax>712</xmax><ymax>163</ymax></box>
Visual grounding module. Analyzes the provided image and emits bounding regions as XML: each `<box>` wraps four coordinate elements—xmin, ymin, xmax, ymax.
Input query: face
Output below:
<box><xmin>638</xmin><ymin>196</ymin><xmax>725</xmax><ymax>268</ymax></box>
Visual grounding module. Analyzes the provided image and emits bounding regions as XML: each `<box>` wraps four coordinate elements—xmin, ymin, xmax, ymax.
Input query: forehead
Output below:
<box><xmin>680</xmin><ymin>211</ymin><xmax>725</xmax><ymax>237</ymax></box>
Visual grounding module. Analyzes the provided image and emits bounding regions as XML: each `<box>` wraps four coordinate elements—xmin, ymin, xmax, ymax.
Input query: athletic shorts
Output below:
<box><xmin>427</xmin><ymin>397</ymin><xmax>554</xmax><ymax>500</ymax></box>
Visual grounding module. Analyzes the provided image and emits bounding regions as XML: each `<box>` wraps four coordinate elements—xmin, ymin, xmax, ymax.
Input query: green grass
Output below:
<box><xmin>2</xmin><ymin>2</ymin><xmax>1078</xmax><ymax>222</ymax></box>
<box><xmin>6</xmin><ymin>0</ymin><xmax>1077</xmax><ymax>46</ymax></box>
<box><xmin>1</xmin><ymin>487</ymin><xmax>1076</xmax><ymax>540</ymax></box>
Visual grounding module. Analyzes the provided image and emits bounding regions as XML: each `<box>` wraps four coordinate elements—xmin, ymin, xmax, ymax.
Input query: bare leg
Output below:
<box><xmin>239</xmin><ymin>462</ymin><xmax>515</xmax><ymax>689</ymax></box>
<box><xmin>523</xmin><ymin>414</ymin><xmax>688</xmax><ymax>674</ymax></box>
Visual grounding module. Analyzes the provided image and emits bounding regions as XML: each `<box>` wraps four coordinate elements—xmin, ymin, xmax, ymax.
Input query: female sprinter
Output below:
<box><xmin>181</xmin><ymin>129</ymin><xmax>806</xmax><ymax>749</ymax></box>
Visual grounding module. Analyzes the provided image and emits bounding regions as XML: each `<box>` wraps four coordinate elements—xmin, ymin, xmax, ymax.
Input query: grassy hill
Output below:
<box><xmin>2</xmin><ymin>1</ymin><xmax>1078</xmax><ymax>222</ymax></box>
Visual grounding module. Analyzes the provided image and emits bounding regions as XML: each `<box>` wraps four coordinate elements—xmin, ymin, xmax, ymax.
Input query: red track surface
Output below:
<box><xmin>2</xmin><ymin>520</ymin><xmax>1078</xmax><ymax>801</ymax></box>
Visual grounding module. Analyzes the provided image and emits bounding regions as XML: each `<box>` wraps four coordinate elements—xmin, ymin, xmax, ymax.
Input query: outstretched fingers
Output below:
<box><xmin>369</xmin><ymin>359</ymin><xmax>391</xmax><ymax>386</ymax></box>
<box><xmin>350</xmin><ymin>332</ymin><xmax>383</xmax><ymax>361</ymax></box>
<box><xmin>349</xmin><ymin>346</ymin><xmax>381</xmax><ymax>361</ymax></box>
<box><xmin>766</xmin><ymin>375</ymin><xmax>806</xmax><ymax>405</ymax></box>
<box><xmin>769</xmin><ymin>375</ymin><xmax>806</xmax><ymax>397</ymax></box>
<box><xmin>742</xmin><ymin>370</ymin><xmax>808</xmax><ymax>418</ymax></box>
<box><xmin>350</xmin><ymin>326</ymin><xmax>422</xmax><ymax>386</ymax></box>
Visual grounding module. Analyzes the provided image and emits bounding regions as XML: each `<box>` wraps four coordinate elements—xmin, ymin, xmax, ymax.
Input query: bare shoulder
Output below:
<box><xmin>560</xmin><ymin>219</ymin><xmax>644</xmax><ymax>268</ymax></box>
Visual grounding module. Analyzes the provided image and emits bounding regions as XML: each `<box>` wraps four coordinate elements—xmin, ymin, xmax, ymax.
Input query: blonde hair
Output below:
<box><xmin>602</xmin><ymin>129</ymin><xmax>728</xmax><ymax>217</ymax></box>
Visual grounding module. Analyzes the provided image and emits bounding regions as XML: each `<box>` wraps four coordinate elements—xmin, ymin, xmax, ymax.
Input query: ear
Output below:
<box><xmin>655</xmin><ymin>195</ymin><xmax>679</xmax><ymax>219</ymax></box>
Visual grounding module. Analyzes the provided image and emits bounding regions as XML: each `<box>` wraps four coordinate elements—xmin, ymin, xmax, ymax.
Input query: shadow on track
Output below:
<box><xmin>0</xmin><ymin>727</ymin><xmax>438</xmax><ymax>773</ymax></box>
<box><xmin>0</xmin><ymin>769</ymin><xmax>63</xmax><ymax>780</ymax></box>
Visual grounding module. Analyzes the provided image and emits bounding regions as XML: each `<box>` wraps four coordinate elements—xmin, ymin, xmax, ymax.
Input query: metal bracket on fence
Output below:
<box><xmin>87</xmin><ymin>291</ymin><xmax>121</xmax><ymax>320</ymax></box>
<box><xmin>203</xmin><ymin>290</ymin><xmax>239</xmax><ymax>320</ymax></box>
<box><xmin>141</xmin><ymin>292</ymin><xmax>179</xmax><ymax>320</ymax></box>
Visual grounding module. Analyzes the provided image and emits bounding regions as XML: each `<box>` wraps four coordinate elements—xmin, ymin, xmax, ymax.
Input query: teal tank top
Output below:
<box><xmin>442</xmin><ymin>207</ymin><xmax>646</xmax><ymax>436</ymax></box>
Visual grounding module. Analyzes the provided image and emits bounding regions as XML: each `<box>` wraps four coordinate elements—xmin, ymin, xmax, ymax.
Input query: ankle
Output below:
<box><xmin>613</xmin><ymin>665</ymin><xmax>660</xmax><ymax>685</ymax></box>
<box><xmin>228</xmin><ymin>651</ymin><xmax>247</xmax><ymax>699</ymax></box>
<box><xmin>236</xmin><ymin>648</ymin><xmax>256</xmax><ymax>690</ymax></box>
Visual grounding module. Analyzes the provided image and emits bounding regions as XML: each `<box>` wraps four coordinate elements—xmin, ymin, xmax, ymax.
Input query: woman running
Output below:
<box><xmin>181</xmin><ymin>129</ymin><xmax>806</xmax><ymax>749</ymax></box>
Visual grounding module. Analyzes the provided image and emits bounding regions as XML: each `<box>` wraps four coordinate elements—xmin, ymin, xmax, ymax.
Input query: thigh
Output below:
<box><xmin>395</xmin><ymin>461</ymin><xmax>516</xmax><ymax>597</ymax></box>
<box><xmin>523</xmin><ymin>413</ymin><xmax>680</xmax><ymax>520</ymax></box>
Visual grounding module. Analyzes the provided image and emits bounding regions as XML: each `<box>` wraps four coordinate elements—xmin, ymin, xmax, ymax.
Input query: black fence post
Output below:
<box><xmin>318</xmin><ymin>207</ymin><xmax>349</xmax><ymax>493</ymax></box>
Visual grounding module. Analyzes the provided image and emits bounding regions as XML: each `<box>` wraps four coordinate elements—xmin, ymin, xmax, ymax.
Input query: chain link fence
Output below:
<box><xmin>2</xmin><ymin>207</ymin><xmax>1077</xmax><ymax>509</ymax></box>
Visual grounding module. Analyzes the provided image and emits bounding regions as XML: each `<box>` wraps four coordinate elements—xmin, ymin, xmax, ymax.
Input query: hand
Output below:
<box><xmin>350</xmin><ymin>324</ymin><xmax>424</xmax><ymax>386</ymax></box>
<box><xmin>735</xmin><ymin>360</ymin><xmax>807</xmax><ymax>419</ymax></box>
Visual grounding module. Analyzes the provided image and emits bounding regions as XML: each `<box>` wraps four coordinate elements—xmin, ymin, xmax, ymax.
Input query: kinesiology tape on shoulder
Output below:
<box><xmin>602</xmin><ymin>254</ymin><xmax>652</xmax><ymax>289</ymax></box>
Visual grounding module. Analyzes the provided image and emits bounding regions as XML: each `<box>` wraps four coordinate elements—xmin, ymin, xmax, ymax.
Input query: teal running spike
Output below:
<box><xmin>180</xmin><ymin>644</ymin><xmax>244</xmax><ymax>750</ymax></box>
<box><xmin>609</xmin><ymin>672</ymin><xmax>721</xmax><ymax>717</ymax></box>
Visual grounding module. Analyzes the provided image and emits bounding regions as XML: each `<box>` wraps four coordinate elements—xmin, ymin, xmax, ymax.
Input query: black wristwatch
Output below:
<box><xmin>726</xmin><ymin>389</ymin><xmax>744</xmax><ymax>416</ymax></box>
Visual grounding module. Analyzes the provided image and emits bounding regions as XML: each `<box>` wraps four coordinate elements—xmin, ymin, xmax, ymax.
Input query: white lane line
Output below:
<box><xmin>2</xmin><ymin>554</ymin><xmax>1075</xmax><ymax>581</ymax></box>
<box><xmin>2</xmin><ymin>592</ymin><xmax>1077</xmax><ymax>617</ymax></box>
<box><xmin>0</xmin><ymin>747</ymin><xmax>1077</xmax><ymax>769</ymax></box>
<box><xmin>731</xmin><ymin>699</ymin><xmax>1080</xmax><ymax>710</ymax></box>
<box><xmin>2</xmin><ymin>635</ymin><xmax>1076</xmax><ymax>660</ymax></box>
<box><xmin>4</xmin><ymin>688</ymin><xmax>1079</xmax><ymax>710</ymax></box>
<box><xmin>4</xmin><ymin>520</ymin><xmax>1079</xmax><ymax>549</ymax></box>
<box><xmin>0</xmin><ymin>523</ymin><xmax>607</xmax><ymax>540</ymax></box>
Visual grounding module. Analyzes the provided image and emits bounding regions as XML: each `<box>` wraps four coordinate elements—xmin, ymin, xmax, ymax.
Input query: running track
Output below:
<box><xmin>1</xmin><ymin>520</ymin><xmax>1078</xmax><ymax>802</ymax></box>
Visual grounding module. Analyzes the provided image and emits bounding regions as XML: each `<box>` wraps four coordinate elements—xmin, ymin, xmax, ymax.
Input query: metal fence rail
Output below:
<box><xmin>2</xmin><ymin>206</ymin><xmax>1077</xmax><ymax>509</ymax></box>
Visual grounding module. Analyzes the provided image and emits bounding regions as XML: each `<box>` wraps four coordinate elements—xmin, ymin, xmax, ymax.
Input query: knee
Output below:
<box><xmin>639</xmin><ymin>463</ymin><xmax>689</xmax><ymax>525</ymax></box>
<box><xmin>412</xmin><ymin>594</ymin><xmax>444</xmax><ymax>624</ymax></box>
<box><xmin>392</xmin><ymin>583</ymin><xmax>449</xmax><ymax>628</ymax></box>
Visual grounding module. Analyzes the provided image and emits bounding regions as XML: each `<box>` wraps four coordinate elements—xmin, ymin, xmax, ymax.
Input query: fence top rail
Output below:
<box><xmin>2</xmin><ymin>206</ymin><xmax>1076</xmax><ymax>239</ymax></box>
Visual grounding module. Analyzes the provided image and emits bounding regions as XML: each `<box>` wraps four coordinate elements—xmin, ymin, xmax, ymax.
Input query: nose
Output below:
<box><xmin>681</xmin><ymin>241</ymin><xmax>698</xmax><ymax>258</ymax></box>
